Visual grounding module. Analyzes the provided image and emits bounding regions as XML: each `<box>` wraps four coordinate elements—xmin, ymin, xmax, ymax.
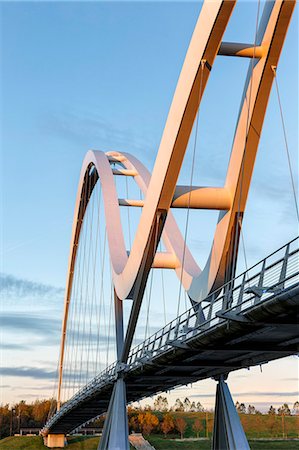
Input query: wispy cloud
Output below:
<box><xmin>1</xmin><ymin>343</ymin><xmax>31</xmax><ymax>351</ymax></box>
<box><xmin>0</xmin><ymin>367</ymin><xmax>57</xmax><ymax>380</ymax></box>
<box><xmin>189</xmin><ymin>391</ymin><xmax>299</xmax><ymax>399</ymax></box>
<box><xmin>1</xmin><ymin>313</ymin><xmax>61</xmax><ymax>337</ymax></box>
<box><xmin>41</xmin><ymin>109</ymin><xmax>155</xmax><ymax>166</ymax></box>
<box><xmin>0</xmin><ymin>273</ymin><xmax>64</xmax><ymax>299</ymax></box>
<box><xmin>1</xmin><ymin>312</ymin><xmax>115</xmax><ymax>352</ymax></box>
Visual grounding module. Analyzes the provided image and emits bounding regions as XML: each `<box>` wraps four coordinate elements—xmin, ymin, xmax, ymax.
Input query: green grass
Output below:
<box><xmin>0</xmin><ymin>436</ymin><xmax>99</xmax><ymax>450</ymax></box>
<box><xmin>0</xmin><ymin>436</ymin><xmax>135</xmax><ymax>450</ymax></box>
<box><xmin>0</xmin><ymin>437</ymin><xmax>46</xmax><ymax>450</ymax></box>
<box><xmin>1</xmin><ymin>435</ymin><xmax>298</xmax><ymax>450</ymax></box>
<box><xmin>148</xmin><ymin>436</ymin><xmax>299</xmax><ymax>449</ymax></box>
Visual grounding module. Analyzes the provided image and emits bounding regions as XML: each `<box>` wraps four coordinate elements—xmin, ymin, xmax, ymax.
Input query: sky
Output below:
<box><xmin>0</xmin><ymin>1</ymin><xmax>298</xmax><ymax>413</ymax></box>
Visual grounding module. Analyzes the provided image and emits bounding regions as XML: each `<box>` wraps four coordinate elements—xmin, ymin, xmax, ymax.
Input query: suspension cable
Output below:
<box><xmin>86</xmin><ymin>182</ymin><xmax>102</xmax><ymax>384</ymax></box>
<box><xmin>272</xmin><ymin>67</ymin><xmax>299</xmax><ymax>222</ymax></box>
<box><xmin>125</xmin><ymin>176</ymin><xmax>132</xmax><ymax>248</ymax></box>
<box><xmin>231</xmin><ymin>0</ymin><xmax>261</xmax><ymax>282</ymax></box>
<box><xmin>177</xmin><ymin>59</ymin><xmax>205</xmax><ymax>317</ymax></box>
<box><xmin>144</xmin><ymin>213</ymin><xmax>160</xmax><ymax>340</ymax></box>
<box><xmin>159</xmin><ymin>242</ymin><xmax>167</xmax><ymax>325</ymax></box>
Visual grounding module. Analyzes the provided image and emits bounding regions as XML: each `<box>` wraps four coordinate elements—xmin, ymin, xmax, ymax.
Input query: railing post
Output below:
<box><xmin>278</xmin><ymin>243</ymin><xmax>290</xmax><ymax>289</ymax></box>
<box><xmin>253</xmin><ymin>259</ymin><xmax>266</xmax><ymax>305</ymax></box>
<box><xmin>236</xmin><ymin>273</ymin><xmax>246</xmax><ymax>312</ymax></box>
<box><xmin>207</xmin><ymin>292</ymin><xmax>216</xmax><ymax>321</ymax></box>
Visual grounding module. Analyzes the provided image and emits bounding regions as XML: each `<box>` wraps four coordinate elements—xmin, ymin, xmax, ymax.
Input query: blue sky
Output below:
<box><xmin>0</xmin><ymin>1</ymin><xmax>298</xmax><ymax>411</ymax></box>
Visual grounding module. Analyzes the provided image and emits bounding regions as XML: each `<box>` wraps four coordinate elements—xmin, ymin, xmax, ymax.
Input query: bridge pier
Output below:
<box><xmin>98</xmin><ymin>377</ymin><xmax>129</xmax><ymax>450</ymax></box>
<box><xmin>212</xmin><ymin>375</ymin><xmax>249</xmax><ymax>450</ymax></box>
<box><xmin>44</xmin><ymin>434</ymin><xmax>66</xmax><ymax>448</ymax></box>
<box><xmin>98</xmin><ymin>292</ymin><xmax>129</xmax><ymax>450</ymax></box>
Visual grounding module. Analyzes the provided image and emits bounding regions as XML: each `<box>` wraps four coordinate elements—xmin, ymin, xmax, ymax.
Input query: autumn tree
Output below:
<box><xmin>138</xmin><ymin>412</ymin><xmax>159</xmax><ymax>436</ymax></box>
<box><xmin>129</xmin><ymin>415</ymin><xmax>139</xmax><ymax>433</ymax></box>
<box><xmin>161</xmin><ymin>413</ymin><xmax>174</xmax><ymax>438</ymax></box>
<box><xmin>192</xmin><ymin>418</ymin><xmax>203</xmax><ymax>438</ymax></box>
<box><xmin>0</xmin><ymin>405</ymin><xmax>10</xmax><ymax>439</ymax></box>
<box><xmin>175</xmin><ymin>417</ymin><xmax>187</xmax><ymax>439</ymax></box>
<box><xmin>267</xmin><ymin>414</ymin><xmax>280</xmax><ymax>437</ymax></box>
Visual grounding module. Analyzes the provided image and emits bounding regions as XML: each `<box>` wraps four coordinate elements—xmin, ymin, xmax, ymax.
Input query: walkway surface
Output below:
<box><xmin>129</xmin><ymin>433</ymin><xmax>156</xmax><ymax>450</ymax></box>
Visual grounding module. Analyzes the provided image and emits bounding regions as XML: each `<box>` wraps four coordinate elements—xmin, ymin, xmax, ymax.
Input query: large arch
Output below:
<box><xmin>57</xmin><ymin>0</ymin><xmax>296</xmax><ymax>409</ymax></box>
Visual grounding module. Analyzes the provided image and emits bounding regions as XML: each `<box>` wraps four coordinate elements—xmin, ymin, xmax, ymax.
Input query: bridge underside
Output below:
<box><xmin>48</xmin><ymin>284</ymin><xmax>299</xmax><ymax>434</ymax></box>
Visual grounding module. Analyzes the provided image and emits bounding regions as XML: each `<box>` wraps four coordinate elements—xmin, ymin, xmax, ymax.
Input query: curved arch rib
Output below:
<box><xmin>57</xmin><ymin>0</ymin><xmax>295</xmax><ymax>408</ymax></box>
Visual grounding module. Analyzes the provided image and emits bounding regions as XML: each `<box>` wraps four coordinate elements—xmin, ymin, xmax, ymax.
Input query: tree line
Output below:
<box><xmin>0</xmin><ymin>396</ymin><xmax>298</xmax><ymax>440</ymax></box>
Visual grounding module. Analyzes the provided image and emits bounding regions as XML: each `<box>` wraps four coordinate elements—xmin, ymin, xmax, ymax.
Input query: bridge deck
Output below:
<box><xmin>44</xmin><ymin>278</ymin><xmax>299</xmax><ymax>434</ymax></box>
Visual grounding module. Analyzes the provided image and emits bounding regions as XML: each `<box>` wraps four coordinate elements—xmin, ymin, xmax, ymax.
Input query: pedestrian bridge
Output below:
<box><xmin>41</xmin><ymin>0</ymin><xmax>298</xmax><ymax>448</ymax></box>
<box><xmin>42</xmin><ymin>238</ymin><xmax>299</xmax><ymax>438</ymax></box>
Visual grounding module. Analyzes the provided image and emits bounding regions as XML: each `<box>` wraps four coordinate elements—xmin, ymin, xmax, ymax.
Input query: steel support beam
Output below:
<box><xmin>98</xmin><ymin>292</ymin><xmax>129</xmax><ymax>450</ymax></box>
<box><xmin>212</xmin><ymin>376</ymin><xmax>249</xmax><ymax>450</ymax></box>
<box><xmin>98</xmin><ymin>378</ymin><xmax>129</xmax><ymax>450</ymax></box>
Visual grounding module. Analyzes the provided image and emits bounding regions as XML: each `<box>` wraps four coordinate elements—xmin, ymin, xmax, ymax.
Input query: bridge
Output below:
<box><xmin>41</xmin><ymin>1</ymin><xmax>298</xmax><ymax>449</ymax></box>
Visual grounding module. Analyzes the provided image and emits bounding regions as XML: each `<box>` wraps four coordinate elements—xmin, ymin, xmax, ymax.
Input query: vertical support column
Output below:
<box><xmin>98</xmin><ymin>293</ymin><xmax>129</xmax><ymax>450</ymax></box>
<box><xmin>212</xmin><ymin>375</ymin><xmax>249</xmax><ymax>450</ymax></box>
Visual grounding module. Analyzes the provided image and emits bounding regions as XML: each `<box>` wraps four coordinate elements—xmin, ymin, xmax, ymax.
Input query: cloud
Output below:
<box><xmin>0</xmin><ymin>273</ymin><xmax>64</xmax><ymax>299</ymax></box>
<box><xmin>1</xmin><ymin>343</ymin><xmax>31</xmax><ymax>351</ymax></box>
<box><xmin>1</xmin><ymin>313</ymin><xmax>61</xmax><ymax>337</ymax></box>
<box><xmin>1</xmin><ymin>313</ymin><xmax>114</xmax><ymax>353</ymax></box>
<box><xmin>41</xmin><ymin>109</ymin><xmax>155</xmax><ymax>165</ymax></box>
<box><xmin>0</xmin><ymin>367</ymin><xmax>57</xmax><ymax>380</ymax></box>
<box><xmin>1</xmin><ymin>366</ymin><xmax>99</xmax><ymax>383</ymax></box>
<box><xmin>189</xmin><ymin>391</ymin><xmax>299</xmax><ymax>399</ymax></box>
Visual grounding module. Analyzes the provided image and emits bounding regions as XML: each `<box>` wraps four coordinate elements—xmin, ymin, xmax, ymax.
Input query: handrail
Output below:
<box><xmin>42</xmin><ymin>237</ymin><xmax>299</xmax><ymax>432</ymax></box>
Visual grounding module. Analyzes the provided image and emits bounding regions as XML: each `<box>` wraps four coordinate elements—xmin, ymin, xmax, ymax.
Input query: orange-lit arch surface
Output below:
<box><xmin>57</xmin><ymin>0</ymin><xmax>296</xmax><ymax>408</ymax></box>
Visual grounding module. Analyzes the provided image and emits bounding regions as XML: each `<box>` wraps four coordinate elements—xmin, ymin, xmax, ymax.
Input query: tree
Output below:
<box><xmin>278</xmin><ymin>404</ymin><xmax>291</xmax><ymax>416</ymax></box>
<box><xmin>160</xmin><ymin>414</ymin><xmax>174</xmax><ymax>438</ymax></box>
<box><xmin>292</xmin><ymin>401</ymin><xmax>299</xmax><ymax>415</ymax></box>
<box><xmin>129</xmin><ymin>416</ymin><xmax>139</xmax><ymax>433</ymax></box>
<box><xmin>192</xmin><ymin>418</ymin><xmax>203</xmax><ymax>438</ymax></box>
<box><xmin>267</xmin><ymin>414</ymin><xmax>280</xmax><ymax>437</ymax></box>
<box><xmin>153</xmin><ymin>395</ymin><xmax>168</xmax><ymax>412</ymax></box>
<box><xmin>236</xmin><ymin>402</ymin><xmax>246</xmax><ymax>414</ymax></box>
<box><xmin>277</xmin><ymin>404</ymin><xmax>291</xmax><ymax>439</ymax></box>
<box><xmin>183</xmin><ymin>397</ymin><xmax>191</xmax><ymax>412</ymax></box>
<box><xmin>175</xmin><ymin>417</ymin><xmax>187</xmax><ymax>439</ymax></box>
<box><xmin>173</xmin><ymin>398</ymin><xmax>184</xmax><ymax>412</ymax></box>
<box><xmin>138</xmin><ymin>412</ymin><xmax>159</xmax><ymax>436</ymax></box>
<box><xmin>196</xmin><ymin>401</ymin><xmax>204</xmax><ymax>412</ymax></box>
<box><xmin>247</xmin><ymin>404</ymin><xmax>256</xmax><ymax>414</ymax></box>
<box><xmin>268</xmin><ymin>405</ymin><xmax>276</xmax><ymax>415</ymax></box>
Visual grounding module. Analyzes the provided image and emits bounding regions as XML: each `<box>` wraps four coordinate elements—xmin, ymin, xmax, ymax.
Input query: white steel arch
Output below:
<box><xmin>57</xmin><ymin>0</ymin><xmax>296</xmax><ymax>410</ymax></box>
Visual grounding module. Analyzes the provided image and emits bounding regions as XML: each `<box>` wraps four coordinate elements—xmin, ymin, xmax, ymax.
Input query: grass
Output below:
<box><xmin>0</xmin><ymin>436</ymin><xmax>135</xmax><ymax>450</ymax></box>
<box><xmin>148</xmin><ymin>436</ymin><xmax>299</xmax><ymax>449</ymax></box>
<box><xmin>0</xmin><ymin>436</ymin><xmax>99</xmax><ymax>450</ymax></box>
<box><xmin>0</xmin><ymin>435</ymin><xmax>298</xmax><ymax>450</ymax></box>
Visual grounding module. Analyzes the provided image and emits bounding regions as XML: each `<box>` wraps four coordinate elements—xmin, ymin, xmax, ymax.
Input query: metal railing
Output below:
<box><xmin>127</xmin><ymin>237</ymin><xmax>298</xmax><ymax>366</ymax></box>
<box><xmin>43</xmin><ymin>237</ymin><xmax>299</xmax><ymax>432</ymax></box>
